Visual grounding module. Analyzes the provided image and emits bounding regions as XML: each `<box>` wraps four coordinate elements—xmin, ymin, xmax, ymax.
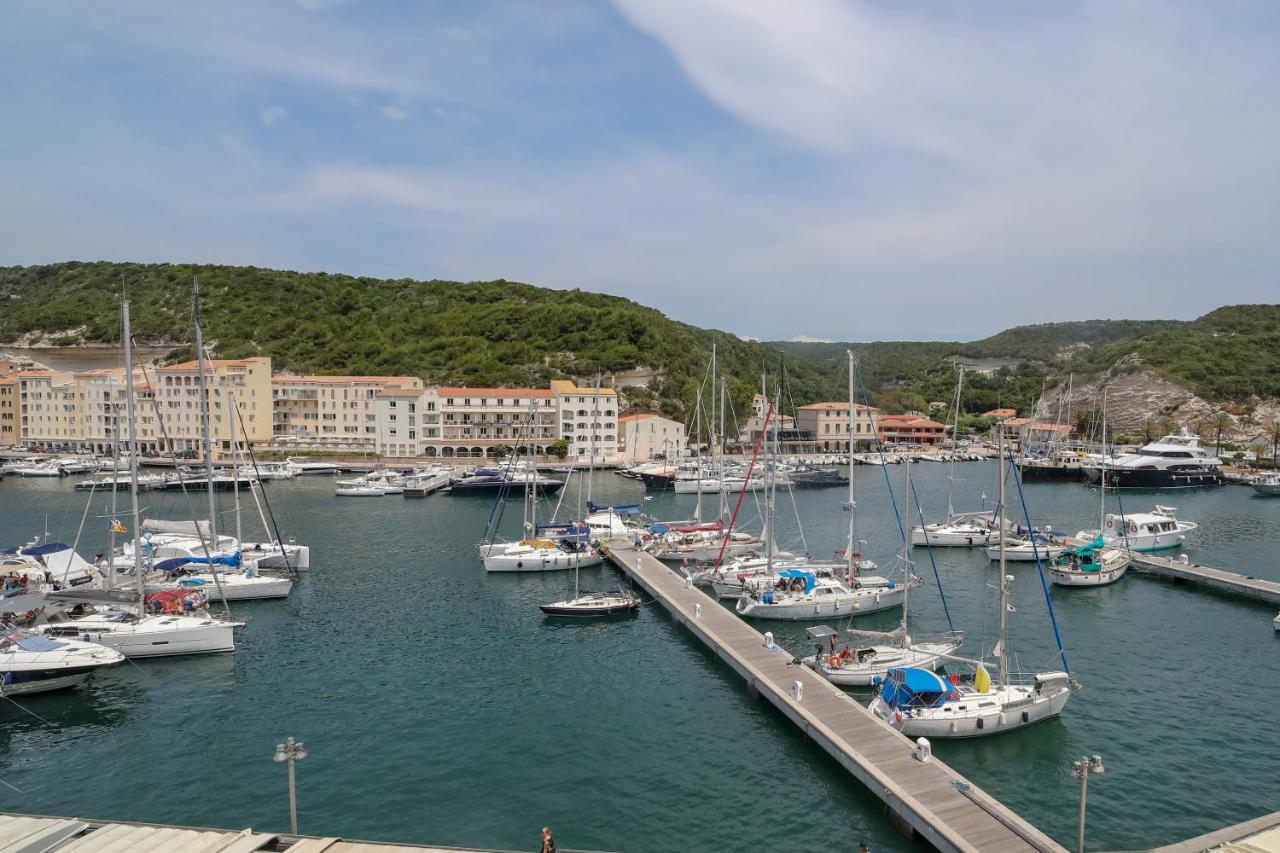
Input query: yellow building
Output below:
<box><xmin>795</xmin><ymin>401</ymin><xmax>880</xmax><ymax>452</ymax></box>
<box><xmin>273</xmin><ymin>374</ymin><xmax>423</xmax><ymax>449</ymax></box>
<box><xmin>551</xmin><ymin>380</ymin><xmax>619</xmax><ymax>463</ymax></box>
<box><xmin>150</xmin><ymin>357</ymin><xmax>273</xmax><ymax>456</ymax></box>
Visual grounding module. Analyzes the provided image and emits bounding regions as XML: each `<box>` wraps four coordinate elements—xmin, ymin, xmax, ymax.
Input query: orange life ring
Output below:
<box><xmin>1105</xmin><ymin>518</ymin><xmax>1114</xmax><ymax>529</ymax></box>
<box><xmin>1128</xmin><ymin>522</ymin><xmax>1138</xmax><ymax>535</ymax></box>
<box><xmin>827</xmin><ymin>655</ymin><xmax>843</xmax><ymax>669</ymax></box>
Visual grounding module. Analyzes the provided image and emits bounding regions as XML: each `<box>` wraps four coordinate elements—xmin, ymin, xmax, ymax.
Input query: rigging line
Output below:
<box><xmin>231</xmin><ymin>395</ymin><xmax>296</xmax><ymax>577</ymax></box>
<box><xmin>712</xmin><ymin>402</ymin><xmax>771</xmax><ymax>571</ymax></box>
<box><xmin>136</xmin><ymin>358</ymin><xmax>231</xmax><ymax>618</ymax></box>
<box><xmin>0</xmin><ymin>776</ymin><xmax>25</xmax><ymax>794</ymax></box>
<box><xmin>0</xmin><ymin>692</ymin><xmax>54</xmax><ymax>727</ymax></box>
<box><xmin>1007</xmin><ymin>444</ymin><xmax>1071</xmax><ymax>675</ymax></box>
<box><xmin>851</xmin><ymin>361</ymin><xmax>907</xmax><ymax>542</ymax></box>
<box><xmin>908</xmin><ymin>479</ymin><xmax>956</xmax><ymax>635</ymax></box>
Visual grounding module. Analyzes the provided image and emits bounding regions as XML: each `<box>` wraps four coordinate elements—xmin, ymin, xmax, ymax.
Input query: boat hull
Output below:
<box><xmin>809</xmin><ymin>642</ymin><xmax>961</xmax><ymax>687</ymax></box>
<box><xmin>736</xmin><ymin>586</ymin><xmax>906</xmax><ymax>621</ymax></box>
<box><xmin>1084</xmin><ymin>467</ymin><xmax>1224</xmax><ymax>489</ymax></box>
<box><xmin>482</xmin><ymin>551</ymin><xmax>603</xmax><ymax>573</ymax></box>
<box><xmin>45</xmin><ymin>618</ymin><xmax>239</xmax><ymax>658</ymax></box>
<box><xmin>0</xmin><ymin>669</ymin><xmax>94</xmax><ymax>695</ymax></box>
<box><xmin>870</xmin><ymin>684</ymin><xmax>1071</xmax><ymax>738</ymax></box>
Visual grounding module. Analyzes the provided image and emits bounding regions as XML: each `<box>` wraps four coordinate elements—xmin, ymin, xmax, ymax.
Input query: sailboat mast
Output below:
<box><xmin>229</xmin><ymin>391</ymin><xmax>244</xmax><ymax>545</ymax></box>
<box><xmin>122</xmin><ymin>301</ymin><xmax>144</xmax><ymax>613</ymax></box>
<box><xmin>997</xmin><ymin>429</ymin><xmax>1010</xmax><ymax>689</ymax></box>
<box><xmin>900</xmin><ymin>457</ymin><xmax>912</xmax><ymax>636</ymax></box>
<box><xmin>764</xmin><ymin>383</ymin><xmax>777</xmax><ymax>574</ymax></box>
<box><xmin>692</xmin><ymin>384</ymin><xmax>703</xmax><ymax>523</ymax></box>
<box><xmin>1099</xmin><ymin>389</ymin><xmax>1108</xmax><ymax>530</ymax></box>
<box><xmin>846</xmin><ymin>351</ymin><xmax>857</xmax><ymax>576</ymax></box>
<box><xmin>525</xmin><ymin>399</ymin><xmax>536</xmax><ymax>538</ymax></box>
<box><xmin>719</xmin><ymin>375</ymin><xmax>729</xmax><ymax>521</ymax></box>
<box><xmin>946</xmin><ymin>366</ymin><xmax>964</xmax><ymax>520</ymax></box>
<box><xmin>193</xmin><ymin>281</ymin><xmax>219</xmax><ymax>550</ymax></box>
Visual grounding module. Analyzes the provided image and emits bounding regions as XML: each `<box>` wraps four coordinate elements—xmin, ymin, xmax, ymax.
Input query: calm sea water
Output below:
<box><xmin>1</xmin><ymin>462</ymin><xmax>1278</xmax><ymax>852</ymax></box>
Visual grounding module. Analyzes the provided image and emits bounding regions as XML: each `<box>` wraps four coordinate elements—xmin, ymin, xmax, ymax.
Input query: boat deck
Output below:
<box><xmin>603</xmin><ymin>540</ymin><xmax>1065</xmax><ymax>853</ymax></box>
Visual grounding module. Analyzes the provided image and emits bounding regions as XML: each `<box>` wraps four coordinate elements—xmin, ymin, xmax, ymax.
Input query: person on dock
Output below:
<box><xmin>858</xmin><ymin>842</ymin><xmax>871</xmax><ymax>853</ymax></box>
<box><xmin>540</xmin><ymin>826</ymin><xmax>557</xmax><ymax>853</ymax></box>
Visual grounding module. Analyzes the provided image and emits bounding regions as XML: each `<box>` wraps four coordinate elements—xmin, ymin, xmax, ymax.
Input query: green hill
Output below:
<box><xmin>3</xmin><ymin>262</ymin><xmax>1276</xmax><ymax>419</ymax></box>
<box><xmin>0</xmin><ymin>261</ymin><xmax>841</xmax><ymax>422</ymax></box>
<box><xmin>1099</xmin><ymin>305</ymin><xmax>1280</xmax><ymax>400</ymax></box>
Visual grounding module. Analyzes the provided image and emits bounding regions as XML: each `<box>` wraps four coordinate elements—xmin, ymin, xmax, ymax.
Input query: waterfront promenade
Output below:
<box><xmin>603</xmin><ymin>540</ymin><xmax>1066</xmax><ymax>853</ymax></box>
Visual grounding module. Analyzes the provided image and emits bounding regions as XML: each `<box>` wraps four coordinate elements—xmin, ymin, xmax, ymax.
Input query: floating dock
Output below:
<box><xmin>604</xmin><ymin>540</ymin><xmax>1065</xmax><ymax>853</ymax></box>
<box><xmin>1152</xmin><ymin>809</ymin><xmax>1280</xmax><ymax>852</ymax></box>
<box><xmin>1128</xmin><ymin>552</ymin><xmax>1280</xmax><ymax>605</ymax></box>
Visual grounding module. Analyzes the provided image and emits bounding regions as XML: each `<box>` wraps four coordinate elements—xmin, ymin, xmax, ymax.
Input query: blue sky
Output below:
<box><xmin>3</xmin><ymin>1</ymin><xmax>1278</xmax><ymax>341</ymax></box>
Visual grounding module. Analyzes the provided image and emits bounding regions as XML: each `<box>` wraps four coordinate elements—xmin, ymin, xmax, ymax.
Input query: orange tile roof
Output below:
<box><xmin>439</xmin><ymin>387</ymin><xmax>554</xmax><ymax>399</ymax></box>
<box><xmin>797</xmin><ymin>401</ymin><xmax>878</xmax><ymax>411</ymax></box>
<box><xmin>273</xmin><ymin>374</ymin><xmax>420</xmax><ymax>385</ymax></box>
<box><xmin>161</xmin><ymin>358</ymin><xmax>266</xmax><ymax>371</ymax></box>
<box><xmin>550</xmin><ymin>380</ymin><xmax>618</xmax><ymax>396</ymax></box>
<box><xmin>619</xmin><ymin>413</ymin><xmax>659</xmax><ymax>423</ymax></box>
<box><xmin>879</xmin><ymin>415</ymin><xmax>945</xmax><ymax>428</ymax></box>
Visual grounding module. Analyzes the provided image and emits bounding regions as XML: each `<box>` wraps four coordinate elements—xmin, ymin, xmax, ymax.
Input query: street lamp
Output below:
<box><xmin>273</xmin><ymin>736</ymin><xmax>308</xmax><ymax>834</ymax></box>
<box><xmin>1072</xmin><ymin>753</ymin><xmax>1105</xmax><ymax>853</ymax></box>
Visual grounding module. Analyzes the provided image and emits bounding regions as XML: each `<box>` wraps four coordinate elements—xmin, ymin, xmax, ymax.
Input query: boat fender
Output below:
<box><xmin>516</xmin><ymin>561</ymin><xmax>523</xmax><ymax>569</ymax></box>
<box><xmin>1021</xmin><ymin>710</ymin><xmax>1030</xmax><ymax>723</ymax></box>
<box><xmin>976</xmin><ymin>718</ymin><xmax>984</xmax><ymax>730</ymax></box>
<box><xmin>827</xmin><ymin>655</ymin><xmax>843</xmax><ymax>670</ymax></box>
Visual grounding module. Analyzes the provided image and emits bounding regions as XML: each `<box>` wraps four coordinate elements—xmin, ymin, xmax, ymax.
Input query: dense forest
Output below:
<box><xmin>2</xmin><ymin>263</ymin><xmax>1277</xmax><ymax>424</ymax></box>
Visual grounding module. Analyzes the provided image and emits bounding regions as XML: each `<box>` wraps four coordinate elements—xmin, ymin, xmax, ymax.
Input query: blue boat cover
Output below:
<box><xmin>651</xmin><ymin>523</ymin><xmax>670</xmax><ymax>534</ymax></box>
<box><xmin>778</xmin><ymin>569</ymin><xmax>816</xmax><ymax>594</ymax></box>
<box><xmin>186</xmin><ymin>553</ymin><xmax>242</xmax><ymax>568</ymax></box>
<box><xmin>153</xmin><ymin>557</ymin><xmax>192</xmax><ymax>572</ymax></box>
<box><xmin>20</xmin><ymin>542</ymin><xmax>71</xmax><ymax>556</ymax></box>
<box><xmin>587</xmin><ymin>501</ymin><xmax>641</xmax><ymax>514</ymax></box>
<box><xmin>878</xmin><ymin>667</ymin><xmax>950</xmax><ymax>709</ymax></box>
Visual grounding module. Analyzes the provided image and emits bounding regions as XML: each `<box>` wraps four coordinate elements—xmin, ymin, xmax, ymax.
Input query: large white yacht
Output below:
<box><xmin>1083</xmin><ymin>432</ymin><xmax>1224</xmax><ymax>489</ymax></box>
<box><xmin>1</xmin><ymin>628</ymin><xmax>124</xmax><ymax>695</ymax></box>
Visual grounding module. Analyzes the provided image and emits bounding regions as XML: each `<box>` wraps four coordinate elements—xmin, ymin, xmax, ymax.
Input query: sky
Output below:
<box><xmin>2</xmin><ymin>1</ymin><xmax>1278</xmax><ymax>341</ymax></box>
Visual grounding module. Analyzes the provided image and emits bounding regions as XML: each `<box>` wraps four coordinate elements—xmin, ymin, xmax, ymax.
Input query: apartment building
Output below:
<box><xmin>375</xmin><ymin>386</ymin><xmax>439</xmax><ymax>458</ymax></box>
<box><xmin>794</xmin><ymin>402</ymin><xmax>881</xmax><ymax>452</ymax></box>
<box><xmin>878</xmin><ymin>414</ymin><xmax>947</xmax><ymax>446</ymax></box>
<box><xmin>15</xmin><ymin>371</ymin><xmax>83</xmax><ymax>447</ymax></box>
<box><xmin>273</xmin><ymin>374</ymin><xmax>424</xmax><ymax>448</ymax></box>
<box><xmin>619</xmin><ymin>413</ymin><xmax>686</xmax><ymax>461</ymax></box>
<box><xmin>432</xmin><ymin>387</ymin><xmax>556</xmax><ymax>459</ymax></box>
<box><xmin>145</xmin><ymin>358</ymin><xmax>273</xmax><ymax>455</ymax></box>
<box><xmin>552</xmin><ymin>380</ymin><xmax>619</xmax><ymax>463</ymax></box>
<box><xmin>0</xmin><ymin>372</ymin><xmax>19</xmax><ymax>446</ymax></box>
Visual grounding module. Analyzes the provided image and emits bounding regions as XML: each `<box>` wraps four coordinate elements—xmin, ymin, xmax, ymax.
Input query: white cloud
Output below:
<box><xmin>259</xmin><ymin>105</ymin><xmax>287</xmax><ymax>126</ymax></box>
<box><xmin>380</xmin><ymin>105</ymin><xmax>409</xmax><ymax>121</ymax></box>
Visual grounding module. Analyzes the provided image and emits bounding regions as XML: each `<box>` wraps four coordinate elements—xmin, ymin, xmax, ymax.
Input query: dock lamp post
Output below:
<box><xmin>273</xmin><ymin>737</ymin><xmax>308</xmax><ymax>834</ymax></box>
<box><xmin>1072</xmin><ymin>753</ymin><xmax>1104</xmax><ymax>853</ymax></box>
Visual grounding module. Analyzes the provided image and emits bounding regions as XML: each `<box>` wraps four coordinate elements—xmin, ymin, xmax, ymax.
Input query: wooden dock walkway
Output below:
<box><xmin>604</xmin><ymin>541</ymin><xmax>1066</xmax><ymax>853</ymax></box>
<box><xmin>1128</xmin><ymin>552</ymin><xmax>1280</xmax><ymax>605</ymax></box>
<box><xmin>1151</xmin><ymin>808</ymin><xmax>1280</xmax><ymax>852</ymax></box>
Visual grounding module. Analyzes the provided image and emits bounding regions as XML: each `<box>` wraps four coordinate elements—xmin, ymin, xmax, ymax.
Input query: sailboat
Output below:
<box><xmin>803</xmin><ymin>457</ymin><xmax>963</xmax><ymax>686</ymax></box>
<box><xmin>1053</xmin><ymin>392</ymin><xmax>1131</xmax><ymax>587</ymax></box>
<box><xmin>480</xmin><ymin>401</ymin><xmax>602</xmax><ymax>573</ymax></box>
<box><xmin>910</xmin><ymin>367</ymin><xmax>1002</xmax><ymax>547</ymax></box>
<box><xmin>41</xmin><ymin>299</ymin><xmax>243</xmax><ymax>657</ymax></box>
<box><xmin>541</xmin><ymin>378</ymin><xmax>640</xmax><ymax>616</ymax></box>
<box><xmin>736</xmin><ymin>393</ymin><xmax>910</xmax><ymax>621</ymax></box>
<box><xmin>869</xmin><ymin>432</ymin><xmax>1075</xmax><ymax>737</ymax></box>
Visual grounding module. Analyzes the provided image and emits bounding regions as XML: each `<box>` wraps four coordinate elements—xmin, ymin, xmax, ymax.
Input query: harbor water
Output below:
<box><xmin>1</xmin><ymin>463</ymin><xmax>1278</xmax><ymax>852</ymax></box>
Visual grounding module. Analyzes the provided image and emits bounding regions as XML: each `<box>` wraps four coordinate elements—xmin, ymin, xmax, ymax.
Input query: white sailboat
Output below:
<box><xmin>481</xmin><ymin>402</ymin><xmax>602</xmax><ymax>573</ymax></box>
<box><xmin>804</xmin><ymin>455</ymin><xmax>963</xmax><ymax>686</ymax></box>
<box><xmin>541</xmin><ymin>379</ymin><xmax>641</xmax><ymax>616</ymax></box>
<box><xmin>1052</xmin><ymin>394</ymin><xmax>1131</xmax><ymax>587</ymax></box>
<box><xmin>910</xmin><ymin>367</ymin><xmax>1002</xmax><ymax>547</ymax></box>
<box><xmin>869</xmin><ymin>433</ymin><xmax>1075</xmax><ymax>737</ymax></box>
<box><xmin>41</xmin><ymin>298</ymin><xmax>243</xmax><ymax>657</ymax></box>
